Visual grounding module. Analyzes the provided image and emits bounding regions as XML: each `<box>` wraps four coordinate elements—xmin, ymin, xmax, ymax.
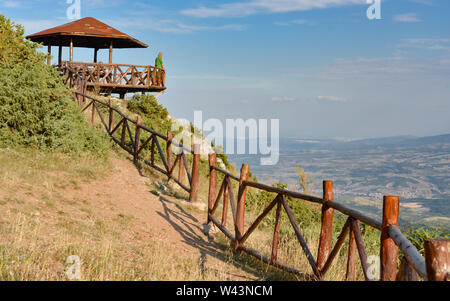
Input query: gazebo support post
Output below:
<box><xmin>70</xmin><ymin>39</ymin><xmax>74</xmax><ymax>62</ymax></box>
<box><xmin>47</xmin><ymin>45</ymin><xmax>51</xmax><ymax>65</ymax></box>
<box><xmin>109</xmin><ymin>41</ymin><xmax>113</xmax><ymax>64</ymax></box>
<box><xmin>58</xmin><ymin>46</ymin><xmax>62</xmax><ymax>66</ymax></box>
<box><xmin>94</xmin><ymin>48</ymin><xmax>98</xmax><ymax>63</ymax></box>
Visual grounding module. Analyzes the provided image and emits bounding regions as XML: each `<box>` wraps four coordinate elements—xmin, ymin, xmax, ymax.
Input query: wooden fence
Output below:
<box><xmin>60</xmin><ymin>64</ymin><xmax>448</xmax><ymax>282</ymax></box>
<box><xmin>60</xmin><ymin>64</ymin><xmax>200</xmax><ymax>202</ymax></box>
<box><xmin>207</xmin><ymin>154</ymin><xmax>449</xmax><ymax>281</ymax></box>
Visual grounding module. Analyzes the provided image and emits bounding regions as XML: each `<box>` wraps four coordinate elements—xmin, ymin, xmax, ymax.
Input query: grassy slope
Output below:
<box><xmin>89</xmin><ymin>94</ymin><xmax>381</xmax><ymax>281</ymax></box>
<box><xmin>0</xmin><ymin>148</ymin><xmax>266</xmax><ymax>281</ymax></box>
<box><xmin>0</xmin><ymin>93</ymin><xmax>382</xmax><ymax>281</ymax></box>
<box><xmin>0</xmin><ymin>15</ymin><xmax>386</xmax><ymax>281</ymax></box>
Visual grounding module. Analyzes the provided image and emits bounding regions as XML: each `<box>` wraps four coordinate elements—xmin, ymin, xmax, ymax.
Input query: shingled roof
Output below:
<box><xmin>26</xmin><ymin>17</ymin><xmax>148</xmax><ymax>49</ymax></box>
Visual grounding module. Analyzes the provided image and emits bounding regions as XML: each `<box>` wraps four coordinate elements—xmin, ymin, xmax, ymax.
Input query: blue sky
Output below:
<box><xmin>1</xmin><ymin>0</ymin><xmax>450</xmax><ymax>139</ymax></box>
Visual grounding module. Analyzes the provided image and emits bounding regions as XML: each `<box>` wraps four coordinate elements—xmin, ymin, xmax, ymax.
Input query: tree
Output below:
<box><xmin>0</xmin><ymin>14</ymin><xmax>109</xmax><ymax>156</ymax></box>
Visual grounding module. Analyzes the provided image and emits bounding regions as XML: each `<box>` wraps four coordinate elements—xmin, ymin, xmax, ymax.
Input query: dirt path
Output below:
<box><xmin>0</xmin><ymin>149</ymin><xmax>270</xmax><ymax>280</ymax></box>
<box><xmin>63</xmin><ymin>155</ymin><xmax>260</xmax><ymax>280</ymax></box>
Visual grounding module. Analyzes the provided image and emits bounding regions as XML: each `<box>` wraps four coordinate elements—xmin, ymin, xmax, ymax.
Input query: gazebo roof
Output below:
<box><xmin>26</xmin><ymin>17</ymin><xmax>148</xmax><ymax>49</ymax></box>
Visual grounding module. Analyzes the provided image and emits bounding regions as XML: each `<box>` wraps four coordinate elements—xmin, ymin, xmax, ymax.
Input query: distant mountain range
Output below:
<box><xmin>284</xmin><ymin>134</ymin><xmax>450</xmax><ymax>148</ymax></box>
<box><xmin>228</xmin><ymin>134</ymin><xmax>450</xmax><ymax>229</ymax></box>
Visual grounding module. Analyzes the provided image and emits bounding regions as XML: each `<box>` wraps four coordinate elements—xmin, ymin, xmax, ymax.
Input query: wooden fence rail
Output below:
<box><xmin>207</xmin><ymin>152</ymin><xmax>449</xmax><ymax>281</ymax></box>
<box><xmin>61</xmin><ymin>61</ymin><xmax>166</xmax><ymax>90</ymax></box>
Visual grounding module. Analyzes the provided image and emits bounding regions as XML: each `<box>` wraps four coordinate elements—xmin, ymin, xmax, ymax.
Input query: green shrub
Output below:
<box><xmin>127</xmin><ymin>94</ymin><xmax>171</xmax><ymax>134</ymax></box>
<box><xmin>405</xmin><ymin>226</ymin><xmax>450</xmax><ymax>256</ymax></box>
<box><xmin>0</xmin><ymin>15</ymin><xmax>41</xmax><ymax>65</ymax></box>
<box><xmin>210</xmin><ymin>141</ymin><xmax>232</xmax><ymax>170</ymax></box>
<box><xmin>246</xmin><ymin>181</ymin><xmax>324</xmax><ymax>236</ymax></box>
<box><xmin>0</xmin><ymin>15</ymin><xmax>110</xmax><ymax>156</ymax></box>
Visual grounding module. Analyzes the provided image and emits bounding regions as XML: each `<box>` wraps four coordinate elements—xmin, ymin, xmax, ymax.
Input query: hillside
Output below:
<box><xmin>1</xmin><ymin>15</ymin><xmax>447</xmax><ymax>282</ymax></box>
<box><xmin>0</xmin><ymin>15</ymin><xmax>307</xmax><ymax>280</ymax></box>
<box><xmin>0</xmin><ymin>148</ymin><xmax>291</xmax><ymax>280</ymax></box>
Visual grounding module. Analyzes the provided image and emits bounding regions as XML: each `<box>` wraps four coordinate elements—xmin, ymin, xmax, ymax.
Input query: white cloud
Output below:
<box><xmin>275</xmin><ymin>19</ymin><xmax>314</xmax><ymax>26</ymax></box>
<box><xmin>316</xmin><ymin>95</ymin><xmax>347</xmax><ymax>103</ymax></box>
<box><xmin>181</xmin><ymin>0</ymin><xmax>365</xmax><ymax>18</ymax></box>
<box><xmin>170</xmin><ymin>74</ymin><xmax>253</xmax><ymax>81</ymax></box>
<box><xmin>404</xmin><ymin>38</ymin><xmax>450</xmax><ymax>44</ymax></box>
<box><xmin>427</xmin><ymin>45</ymin><xmax>450</xmax><ymax>51</ymax></box>
<box><xmin>410</xmin><ymin>0</ymin><xmax>434</xmax><ymax>5</ymax></box>
<box><xmin>272</xmin><ymin>96</ymin><xmax>296</xmax><ymax>102</ymax></box>
<box><xmin>109</xmin><ymin>18</ymin><xmax>246</xmax><ymax>34</ymax></box>
<box><xmin>292</xmin><ymin>19</ymin><xmax>313</xmax><ymax>25</ymax></box>
<box><xmin>320</xmin><ymin>55</ymin><xmax>450</xmax><ymax>79</ymax></box>
<box><xmin>84</xmin><ymin>0</ymin><xmax>122</xmax><ymax>8</ymax></box>
<box><xmin>2</xmin><ymin>0</ymin><xmax>21</xmax><ymax>8</ymax></box>
<box><xmin>16</xmin><ymin>19</ymin><xmax>61</xmax><ymax>34</ymax></box>
<box><xmin>324</xmin><ymin>56</ymin><xmax>413</xmax><ymax>76</ymax></box>
<box><xmin>157</xmin><ymin>22</ymin><xmax>246</xmax><ymax>34</ymax></box>
<box><xmin>397</xmin><ymin>38</ymin><xmax>450</xmax><ymax>51</ymax></box>
<box><xmin>271</xmin><ymin>95</ymin><xmax>347</xmax><ymax>103</ymax></box>
<box><xmin>393</xmin><ymin>13</ymin><xmax>422</xmax><ymax>23</ymax></box>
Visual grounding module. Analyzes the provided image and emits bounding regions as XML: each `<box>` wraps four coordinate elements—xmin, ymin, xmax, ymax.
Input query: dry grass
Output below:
<box><xmin>136</xmin><ymin>154</ymin><xmax>382</xmax><ymax>281</ymax></box>
<box><xmin>0</xmin><ymin>149</ymin><xmax>185</xmax><ymax>280</ymax></box>
<box><xmin>0</xmin><ymin>209</ymin><xmax>215</xmax><ymax>281</ymax></box>
<box><xmin>205</xmin><ymin>183</ymin><xmax>382</xmax><ymax>281</ymax></box>
<box><xmin>0</xmin><ymin>148</ymin><xmax>277</xmax><ymax>281</ymax></box>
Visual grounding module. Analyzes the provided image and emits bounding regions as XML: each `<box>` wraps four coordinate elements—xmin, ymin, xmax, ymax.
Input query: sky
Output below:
<box><xmin>1</xmin><ymin>0</ymin><xmax>450</xmax><ymax>139</ymax></box>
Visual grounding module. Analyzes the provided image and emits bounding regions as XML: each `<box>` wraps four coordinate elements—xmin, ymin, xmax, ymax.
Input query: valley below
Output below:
<box><xmin>229</xmin><ymin>134</ymin><xmax>450</xmax><ymax>229</ymax></box>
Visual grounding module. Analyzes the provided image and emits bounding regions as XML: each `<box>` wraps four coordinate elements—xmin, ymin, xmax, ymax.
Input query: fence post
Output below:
<box><xmin>346</xmin><ymin>228</ymin><xmax>357</xmax><ymax>281</ymax></box>
<box><xmin>208</xmin><ymin>153</ymin><xmax>217</xmax><ymax>225</ymax></box>
<box><xmin>380</xmin><ymin>195</ymin><xmax>400</xmax><ymax>281</ymax></box>
<box><xmin>73</xmin><ymin>78</ymin><xmax>78</xmax><ymax>103</ymax></box>
<box><xmin>178</xmin><ymin>141</ymin><xmax>184</xmax><ymax>185</ymax></box>
<box><xmin>424</xmin><ymin>239</ymin><xmax>449</xmax><ymax>281</ymax></box>
<box><xmin>235</xmin><ymin>164</ymin><xmax>250</xmax><ymax>253</ymax></box>
<box><xmin>396</xmin><ymin>257</ymin><xmax>419</xmax><ymax>281</ymax></box>
<box><xmin>121</xmin><ymin>120</ymin><xmax>127</xmax><ymax>146</ymax></box>
<box><xmin>317</xmin><ymin>180</ymin><xmax>335</xmax><ymax>271</ymax></box>
<box><xmin>82</xmin><ymin>79</ymin><xmax>86</xmax><ymax>104</ymax></box>
<box><xmin>166</xmin><ymin>131</ymin><xmax>173</xmax><ymax>175</ymax></box>
<box><xmin>189</xmin><ymin>144</ymin><xmax>201</xmax><ymax>203</ymax></box>
<box><xmin>73</xmin><ymin>87</ymin><xmax>77</xmax><ymax>104</ymax></box>
<box><xmin>134</xmin><ymin>115</ymin><xmax>142</xmax><ymax>162</ymax></box>
<box><xmin>108</xmin><ymin>99</ymin><xmax>114</xmax><ymax>133</ymax></box>
<box><xmin>271</xmin><ymin>201</ymin><xmax>283</xmax><ymax>263</ymax></box>
<box><xmin>75</xmin><ymin>78</ymin><xmax>80</xmax><ymax>105</ymax></box>
<box><xmin>91</xmin><ymin>98</ymin><xmax>95</xmax><ymax>125</ymax></box>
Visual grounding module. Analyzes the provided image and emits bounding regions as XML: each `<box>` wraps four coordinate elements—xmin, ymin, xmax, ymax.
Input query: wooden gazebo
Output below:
<box><xmin>26</xmin><ymin>17</ymin><xmax>166</xmax><ymax>97</ymax></box>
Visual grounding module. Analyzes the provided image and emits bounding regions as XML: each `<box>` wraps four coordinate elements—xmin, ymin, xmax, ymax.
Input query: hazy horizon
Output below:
<box><xmin>280</xmin><ymin>132</ymin><xmax>450</xmax><ymax>140</ymax></box>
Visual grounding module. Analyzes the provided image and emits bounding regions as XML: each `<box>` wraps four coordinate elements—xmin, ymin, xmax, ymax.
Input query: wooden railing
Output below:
<box><xmin>60</xmin><ymin>64</ymin><xmax>449</xmax><ymax>282</ymax></box>
<box><xmin>61</xmin><ymin>61</ymin><xmax>166</xmax><ymax>90</ymax></box>
<box><xmin>60</xmin><ymin>64</ymin><xmax>199</xmax><ymax>202</ymax></box>
<box><xmin>207</xmin><ymin>153</ymin><xmax>449</xmax><ymax>281</ymax></box>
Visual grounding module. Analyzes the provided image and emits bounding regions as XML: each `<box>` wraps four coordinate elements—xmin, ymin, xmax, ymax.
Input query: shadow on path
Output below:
<box><xmin>156</xmin><ymin>196</ymin><xmax>264</xmax><ymax>280</ymax></box>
